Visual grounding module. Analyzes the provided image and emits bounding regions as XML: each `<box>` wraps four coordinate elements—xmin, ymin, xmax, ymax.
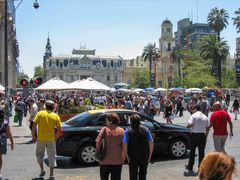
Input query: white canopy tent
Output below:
<box><xmin>35</xmin><ymin>77</ymin><xmax>70</xmax><ymax>91</ymax></box>
<box><xmin>0</xmin><ymin>84</ymin><xmax>4</xmax><ymax>91</ymax></box>
<box><xmin>133</xmin><ymin>88</ymin><xmax>145</xmax><ymax>92</ymax></box>
<box><xmin>185</xmin><ymin>88</ymin><xmax>203</xmax><ymax>94</ymax></box>
<box><xmin>154</xmin><ymin>87</ymin><xmax>167</xmax><ymax>92</ymax></box>
<box><xmin>69</xmin><ymin>78</ymin><xmax>111</xmax><ymax>91</ymax></box>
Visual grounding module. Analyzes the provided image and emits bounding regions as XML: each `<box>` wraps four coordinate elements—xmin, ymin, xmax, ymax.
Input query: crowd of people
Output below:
<box><xmin>0</xmin><ymin>89</ymin><xmax>239</xmax><ymax>179</ymax></box>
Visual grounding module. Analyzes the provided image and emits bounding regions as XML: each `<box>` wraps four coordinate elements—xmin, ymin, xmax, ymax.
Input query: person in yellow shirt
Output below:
<box><xmin>32</xmin><ymin>100</ymin><xmax>61</xmax><ymax>180</ymax></box>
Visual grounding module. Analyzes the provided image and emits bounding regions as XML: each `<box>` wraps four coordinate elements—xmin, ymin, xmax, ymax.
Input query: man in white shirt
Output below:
<box><xmin>185</xmin><ymin>104</ymin><xmax>210</xmax><ymax>172</ymax></box>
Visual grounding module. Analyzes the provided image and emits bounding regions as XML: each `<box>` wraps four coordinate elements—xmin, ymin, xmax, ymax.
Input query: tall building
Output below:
<box><xmin>43</xmin><ymin>38</ymin><xmax>124</xmax><ymax>87</ymax></box>
<box><xmin>159</xmin><ymin>18</ymin><xmax>177</xmax><ymax>88</ymax></box>
<box><xmin>0</xmin><ymin>1</ymin><xmax>19</xmax><ymax>88</ymax></box>
<box><xmin>175</xmin><ymin>18</ymin><xmax>216</xmax><ymax>50</ymax></box>
<box><xmin>43</xmin><ymin>34</ymin><xmax>52</xmax><ymax>81</ymax></box>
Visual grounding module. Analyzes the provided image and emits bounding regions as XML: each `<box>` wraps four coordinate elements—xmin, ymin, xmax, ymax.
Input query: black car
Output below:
<box><xmin>56</xmin><ymin>109</ymin><xmax>191</xmax><ymax>166</ymax></box>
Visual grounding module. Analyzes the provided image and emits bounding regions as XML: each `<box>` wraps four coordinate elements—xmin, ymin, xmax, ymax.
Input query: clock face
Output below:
<box><xmin>167</xmin><ymin>28</ymin><xmax>171</xmax><ymax>32</ymax></box>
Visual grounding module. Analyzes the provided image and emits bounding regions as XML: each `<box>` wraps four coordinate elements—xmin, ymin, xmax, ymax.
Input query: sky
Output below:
<box><xmin>15</xmin><ymin>0</ymin><xmax>240</xmax><ymax>77</ymax></box>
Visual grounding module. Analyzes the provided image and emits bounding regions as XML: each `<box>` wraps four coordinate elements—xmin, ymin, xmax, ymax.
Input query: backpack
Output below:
<box><xmin>15</xmin><ymin>102</ymin><xmax>22</xmax><ymax>112</ymax></box>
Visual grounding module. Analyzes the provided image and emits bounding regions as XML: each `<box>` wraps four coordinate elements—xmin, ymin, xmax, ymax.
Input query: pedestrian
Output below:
<box><xmin>96</xmin><ymin>113</ymin><xmax>125</xmax><ymax>180</ymax></box>
<box><xmin>123</xmin><ymin>114</ymin><xmax>154</xmax><ymax>180</ymax></box>
<box><xmin>210</xmin><ymin>102</ymin><xmax>233</xmax><ymax>152</ymax></box>
<box><xmin>15</xmin><ymin>97</ymin><xmax>26</xmax><ymax>126</ymax></box>
<box><xmin>164</xmin><ymin>99</ymin><xmax>173</xmax><ymax>124</ymax></box>
<box><xmin>185</xmin><ymin>105</ymin><xmax>210</xmax><ymax>172</ymax></box>
<box><xmin>0</xmin><ymin>108</ymin><xmax>14</xmax><ymax>179</ymax></box>
<box><xmin>199</xmin><ymin>151</ymin><xmax>235</xmax><ymax>180</ymax></box>
<box><xmin>32</xmin><ymin>100</ymin><xmax>61</xmax><ymax>180</ymax></box>
<box><xmin>218</xmin><ymin>96</ymin><xmax>228</xmax><ymax>112</ymax></box>
<box><xmin>175</xmin><ymin>97</ymin><xmax>184</xmax><ymax>117</ymax></box>
<box><xmin>231</xmin><ymin>98</ymin><xmax>239</xmax><ymax>120</ymax></box>
<box><xmin>28</xmin><ymin>98</ymin><xmax>38</xmax><ymax>143</ymax></box>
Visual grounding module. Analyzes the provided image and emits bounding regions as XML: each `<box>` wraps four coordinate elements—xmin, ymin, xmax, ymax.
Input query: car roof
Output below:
<box><xmin>88</xmin><ymin>109</ymin><xmax>137</xmax><ymax>114</ymax></box>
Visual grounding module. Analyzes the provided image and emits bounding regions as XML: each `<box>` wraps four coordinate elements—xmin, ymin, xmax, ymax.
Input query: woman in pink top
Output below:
<box><xmin>96</xmin><ymin>113</ymin><xmax>125</xmax><ymax>180</ymax></box>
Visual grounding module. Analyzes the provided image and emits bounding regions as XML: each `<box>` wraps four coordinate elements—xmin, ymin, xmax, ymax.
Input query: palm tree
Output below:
<box><xmin>142</xmin><ymin>43</ymin><xmax>159</xmax><ymax>87</ymax></box>
<box><xmin>207</xmin><ymin>7</ymin><xmax>229</xmax><ymax>41</ymax></box>
<box><xmin>233</xmin><ymin>8</ymin><xmax>240</xmax><ymax>33</ymax></box>
<box><xmin>200</xmin><ymin>35</ymin><xmax>230</xmax><ymax>87</ymax></box>
<box><xmin>171</xmin><ymin>46</ymin><xmax>184</xmax><ymax>78</ymax></box>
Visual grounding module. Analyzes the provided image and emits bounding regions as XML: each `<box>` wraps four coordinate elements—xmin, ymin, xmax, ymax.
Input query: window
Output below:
<box><xmin>88</xmin><ymin>114</ymin><xmax>107</xmax><ymax>126</ymax></box>
<box><xmin>56</xmin><ymin>60</ymin><xmax>59</xmax><ymax>66</ymax></box>
<box><xmin>63</xmin><ymin>59</ymin><xmax>68</xmax><ymax>67</ymax></box>
<box><xmin>140</xmin><ymin>116</ymin><xmax>155</xmax><ymax>130</ymax></box>
<box><xmin>102</xmin><ymin>60</ymin><xmax>106</xmax><ymax>67</ymax></box>
<box><xmin>115</xmin><ymin>76</ymin><xmax>117</xmax><ymax>81</ymax></box>
<box><xmin>107</xmin><ymin>75</ymin><xmax>110</xmax><ymax>81</ymax></box>
<box><xmin>168</xmin><ymin>43</ymin><xmax>171</xmax><ymax>51</ymax></box>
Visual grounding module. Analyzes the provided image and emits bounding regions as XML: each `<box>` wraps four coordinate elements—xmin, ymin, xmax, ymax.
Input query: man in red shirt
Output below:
<box><xmin>210</xmin><ymin>102</ymin><xmax>233</xmax><ymax>152</ymax></box>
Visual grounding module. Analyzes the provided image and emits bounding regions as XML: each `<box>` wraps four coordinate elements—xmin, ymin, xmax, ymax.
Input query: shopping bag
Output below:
<box><xmin>14</xmin><ymin>111</ymin><xmax>19</xmax><ymax>123</ymax></box>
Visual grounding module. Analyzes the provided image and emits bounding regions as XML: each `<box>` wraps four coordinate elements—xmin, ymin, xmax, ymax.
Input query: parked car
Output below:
<box><xmin>56</xmin><ymin>109</ymin><xmax>191</xmax><ymax>166</ymax></box>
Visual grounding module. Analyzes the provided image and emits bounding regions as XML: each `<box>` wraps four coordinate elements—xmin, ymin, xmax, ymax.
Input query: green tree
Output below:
<box><xmin>233</xmin><ymin>8</ymin><xmax>240</xmax><ymax>33</ymax></box>
<box><xmin>171</xmin><ymin>45</ymin><xmax>185</xmax><ymax>78</ymax></box>
<box><xmin>142</xmin><ymin>43</ymin><xmax>159</xmax><ymax>87</ymax></box>
<box><xmin>132</xmin><ymin>68</ymin><xmax>150</xmax><ymax>88</ymax></box>
<box><xmin>16</xmin><ymin>72</ymin><xmax>29</xmax><ymax>88</ymax></box>
<box><xmin>200</xmin><ymin>35</ymin><xmax>229</xmax><ymax>87</ymax></box>
<box><xmin>207</xmin><ymin>7</ymin><xmax>229</xmax><ymax>41</ymax></box>
<box><xmin>181</xmin><ymin>51</ymin><xmax>218</xmax><ymax>88</ymax></box>
<box><xmin>33</xmin><ymin>65</ymin><xmax>43</xmax><ymax>78</ymax></box>
<box><xmin>222</xmin><ymin>68</ymin><xmax>238</xmax><ymax>88</ymax></box>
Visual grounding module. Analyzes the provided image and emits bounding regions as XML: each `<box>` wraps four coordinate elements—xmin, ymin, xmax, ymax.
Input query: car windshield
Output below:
<box><xmin>65</xmin><ymin>112</ymin><xmax>93</xmax><ymax>126</ymax></box>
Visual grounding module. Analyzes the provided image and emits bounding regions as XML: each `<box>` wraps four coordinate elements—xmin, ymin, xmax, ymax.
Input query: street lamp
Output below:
<box><xmin>4</xmin><ymin>0</ymin><xmax>40</xmax><ymax>118</ymax></box>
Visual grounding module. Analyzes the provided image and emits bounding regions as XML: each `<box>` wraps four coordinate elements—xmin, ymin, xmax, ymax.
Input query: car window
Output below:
<box><xmin>140</xmin><ymin>116</ymin><xmax>155</xmax><ymax>130</ymax></box>
<box><xmin>65</xmin><ymin>112</ymin><xmax>93</xmax><ymax>126</ymax></box>
<box><xmin>87</xmin><ymin>113</ymin><xmax>107</xmax><ymax>126</ymax></box>
<box><xmin>118</xmin><ymin>113</ymin><xmax>128</xmax><ymax>126</ymax></box>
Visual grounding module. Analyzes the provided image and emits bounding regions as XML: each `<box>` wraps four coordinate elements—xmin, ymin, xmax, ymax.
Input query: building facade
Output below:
<box><xmin>43</xmin><ymin>37</ymin><xmax>124</xmax><ymax>87</ymax></box>
<box><xmin>175</xmin><ymin>18</ymin><xmax>216</xmax><ymax>50</ymax></box>
<box><xmin>123</xmin><ymin>19</ymin><xmax>178</xmax><ymax>88</ymax></box>
<box><xmin>0</xmin><ymin>1</ymin><xmax>19</xmax><ymax>88</ymax></box>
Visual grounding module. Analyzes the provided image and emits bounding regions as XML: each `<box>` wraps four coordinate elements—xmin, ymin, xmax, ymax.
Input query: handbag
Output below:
<box><xmin>13</xmin><ymin>111</ymin><xmax>19</xmax><ymax>123</ymax></box>
<box><xmin>95</xmin><ymin>128</ymin><xmax>107</xmax><ymax>161</ymax></box>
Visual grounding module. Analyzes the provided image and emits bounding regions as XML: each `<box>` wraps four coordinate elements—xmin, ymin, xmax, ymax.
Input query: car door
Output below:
<box><xmin>139</xmin><ymin>115</ymin><xmax>168</xmax><ymax>153</ymax></box>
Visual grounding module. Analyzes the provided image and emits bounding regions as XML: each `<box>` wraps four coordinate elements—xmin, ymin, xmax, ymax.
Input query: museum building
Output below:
<box><xmin>43</xmin><ymin>36</ymin><xmax>124</xmax><ymax>87</ymax></box>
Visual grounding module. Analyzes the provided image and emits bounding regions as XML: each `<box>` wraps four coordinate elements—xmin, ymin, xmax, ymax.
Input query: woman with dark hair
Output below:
<box><xmin>231</xmin><ymin>98</ymin><xmax>239</xmax><ymax>120</ymax></box>
<box><xmin>123</xmin><ymin>114</ymin><xmax>154</xmax><ymax>180</ymax></box>
<box><xmin>96</xmin><ymin>113</ymin><xmax>125</xmax><ymax>180</ymax></box>
<box><xmin>164</xmin><ymin>99</ymin><xmax>173</xmax><ymax>124</ymax></box>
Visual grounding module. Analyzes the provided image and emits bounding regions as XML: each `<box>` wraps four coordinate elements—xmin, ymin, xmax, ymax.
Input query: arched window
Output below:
<box><xmin>168</xmin><ymin>43</ymin><xmax>171</xmax><ymax>51</ymax></box>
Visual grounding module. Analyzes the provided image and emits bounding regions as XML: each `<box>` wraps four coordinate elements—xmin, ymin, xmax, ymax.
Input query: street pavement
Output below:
<box><xmin>2</xmin><ymin>109</ymin><xmax>240</xmax><ymax>180</ymax></box>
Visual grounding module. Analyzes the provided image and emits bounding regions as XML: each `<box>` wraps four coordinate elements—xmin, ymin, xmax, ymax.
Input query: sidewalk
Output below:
<box><xmin>10</xmin><ymin>113</ymin><xmax>32</xmax><ymax>144</ymax></box>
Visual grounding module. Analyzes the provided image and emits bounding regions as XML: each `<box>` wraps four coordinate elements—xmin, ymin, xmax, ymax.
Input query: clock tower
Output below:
<box><xmin>159</xmin><ymin>18</ymin><xmax>175</xmax><ymax>52</ymax></box>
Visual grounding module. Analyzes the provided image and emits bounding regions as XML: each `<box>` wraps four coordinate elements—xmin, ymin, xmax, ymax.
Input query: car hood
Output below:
<box><xmin>161</xmin><ymin>123</ymin><xmax>190</xmax><ymax>132</ymax></box>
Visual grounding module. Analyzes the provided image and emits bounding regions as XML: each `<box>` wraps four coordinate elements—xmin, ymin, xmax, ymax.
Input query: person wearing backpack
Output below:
<box><xmin>15</xmin><ymin>97</ymin><xmax>26</xmax><ymax>126</ymax></box>
<box><xmin>123</xmin><ymin>114</ymin><xmax>154</xmax><ymax>180</ymax></box>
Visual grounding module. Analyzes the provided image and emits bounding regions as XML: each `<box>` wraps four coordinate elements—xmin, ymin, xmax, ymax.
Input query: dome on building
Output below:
<box><xmin>162</xmin><ymin>18</ymin><xmax>172</xmax><ymax>24</ymax></box>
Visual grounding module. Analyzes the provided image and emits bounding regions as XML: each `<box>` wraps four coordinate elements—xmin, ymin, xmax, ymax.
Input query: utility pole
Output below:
<box><xmin>4</xmin><ymin>0</ymin><xmax>9</xmax><ymax>118</ymax></box>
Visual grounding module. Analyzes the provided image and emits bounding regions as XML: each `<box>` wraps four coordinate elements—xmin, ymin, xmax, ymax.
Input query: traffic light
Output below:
<box><xmin>20</xmin><ymin>78</ymin><xmax>29</xmax><ymax>87</ymax></box>
<box><xmin>33</xmin><ymin>76</ymin><xmax>43</xmax><ymax>86</ymax></box>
